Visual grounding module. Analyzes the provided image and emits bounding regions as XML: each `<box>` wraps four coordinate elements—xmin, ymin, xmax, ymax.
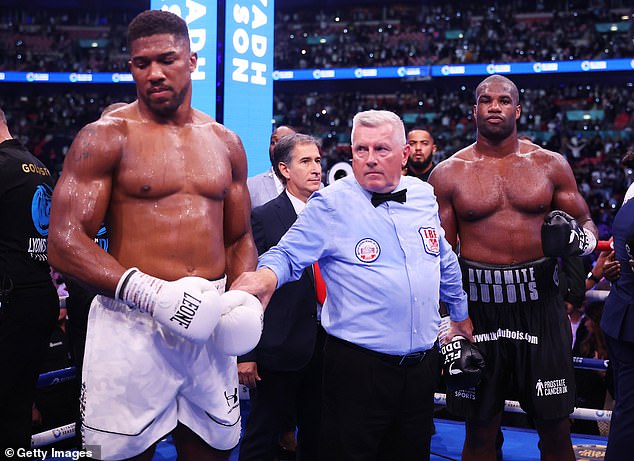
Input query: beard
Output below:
<box><xmin>145</xmin><ymin>83</ymin><xmax>190</xmax><ymax>117</ymax></box>
<box><xmin>477</xmin><ymin>118</ymin><xmax>515</xmax><ymax>142</ymax></box>
<box><xmin>409</xmin><ymin>155</ymin><xmax>433</xmax><ymax>171</ymax></box>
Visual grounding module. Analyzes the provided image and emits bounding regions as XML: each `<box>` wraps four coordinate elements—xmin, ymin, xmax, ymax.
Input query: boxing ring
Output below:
<box><xmin>31</xmin><ymin>343</ymin><xmax>614</xmax><ymax>451</ymax></box>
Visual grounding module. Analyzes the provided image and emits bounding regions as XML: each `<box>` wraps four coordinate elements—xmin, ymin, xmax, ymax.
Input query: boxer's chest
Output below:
<box><xmin>116</xmin><ymin>127</ymin><xmax>231</xmax><ymax>200</ymax></box>
<box><xmin>454</xmin><ymin>159</ymin><xmax>553</xmax><ymax>220</ymax></box>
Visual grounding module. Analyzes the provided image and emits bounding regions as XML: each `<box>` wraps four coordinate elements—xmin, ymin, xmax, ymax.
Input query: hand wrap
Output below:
<box><xmin>542</xmin><ymin>210</ymin><xmax>596</xmax><ymax>257</ymax></box>
<box><xmin>116</xmin><ymin>268</ymin><xmax>222</xmax><ymax>344</ymax></box>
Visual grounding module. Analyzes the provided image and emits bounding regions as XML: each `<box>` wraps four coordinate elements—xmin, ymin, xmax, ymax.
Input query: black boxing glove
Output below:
<box><xmin>440</xmin><ymin>336</ymin><xmax>485</xmax><ymax>391</ymax></box>
<box><xmin>541</xmin><ymin>210</ymin><xmax>596</xmax><ymax>257</ymax></box>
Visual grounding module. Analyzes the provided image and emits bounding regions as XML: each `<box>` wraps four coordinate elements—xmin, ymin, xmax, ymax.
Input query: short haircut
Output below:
<box><xmin>273</xmin><ymin>133</ymin><xmax>320</xmax><ymax>184</ymax></box>
<box><xmin>351</xmin><ymin>110</ymin><xmax>406</xmax><ymax>146</ymax></box>
<box><xmin>0</xmin><ymin>108</ymin><xmax>6</xmax><ymax>125</ymax></box>
<box><xmin>407</xmin><ymin>128</ymin><xmax>435</xmax><ymax>144</ymax></box>
<box><xmin>475</xmin><ymin>75</ymin><xmax>520</xmax><ymax>105</ymax></box>
<box><xmin>127</xmin><ymin>10</ymin><xmax>190</xmax><ymax>49</ymax></box>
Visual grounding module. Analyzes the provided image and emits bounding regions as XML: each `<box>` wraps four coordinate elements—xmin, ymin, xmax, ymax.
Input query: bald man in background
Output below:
<box><xmin>248</xmin><ymin>126</ymin><xmax>296</xmax><ymax>208</ymax></box>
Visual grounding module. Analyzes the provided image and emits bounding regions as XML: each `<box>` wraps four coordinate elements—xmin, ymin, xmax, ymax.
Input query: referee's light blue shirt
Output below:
<box><xmin>258</xmin><ymin>175</ymin><xmax>468</xmax><ymax>355</ymax></box>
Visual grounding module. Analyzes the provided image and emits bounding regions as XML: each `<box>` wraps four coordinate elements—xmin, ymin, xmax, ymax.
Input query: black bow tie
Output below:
<box><xmin>371</xmin><ymin>188</ymin><xmax>407</xmax><ymax>207</ymax></box>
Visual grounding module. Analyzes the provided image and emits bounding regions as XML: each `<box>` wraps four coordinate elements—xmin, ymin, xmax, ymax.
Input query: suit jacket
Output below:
<box><xmin>601</xmin><ymin>198</ymin><xmax>634</xmax><ymax>342</ymax></box>
<box><xmin>247</xmin><ymin>168</ymin><xmax>279</xmax><ymax>209</ymax></box>
<box><xmin>238</xmin><ymin>191</ymin><xmax>319</xmax><ymax>371</ymax></box>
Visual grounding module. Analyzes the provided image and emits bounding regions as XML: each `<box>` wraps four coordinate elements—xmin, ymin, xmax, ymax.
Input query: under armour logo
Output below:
<box><xmin>224</xmin><ymin>388</ymin><xmax>239</xmax><ymax>407</ymax></box>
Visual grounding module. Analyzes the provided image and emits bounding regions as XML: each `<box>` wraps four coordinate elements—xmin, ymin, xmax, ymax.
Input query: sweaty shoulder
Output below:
<box><xmin>67</xmin><ymin>113</ymin><xmax>127</xmax><ymax>164</ymax></box>
<box><xmin>520</xmin><ymin>141</ymin><xmax>570</xmax><ymax>176</ymax></box>
<box><xmin>194</xmin><ymin>112</ymin><xmax>248</xmax><ymax>181</ymax></box>
<box><xmin>201</xmin><ymin>114</ymin><xmax>242</xmax><ymax>152</ymax></box>
<box><xmin>428</xmin><ymin>145</ymin><xmax>474</xmax><ymax>187</ymax></box>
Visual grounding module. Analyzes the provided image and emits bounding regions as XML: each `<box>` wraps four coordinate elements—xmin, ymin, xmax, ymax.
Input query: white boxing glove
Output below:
<box><xmin>213</xmin><ymin>290</ymin><xmax>264</xmax><ymax>356</ymax></box>
<box><xmin>116</xmin><ymin>268</ymin><xmax>222</xmax><ymax>344</ymax></box>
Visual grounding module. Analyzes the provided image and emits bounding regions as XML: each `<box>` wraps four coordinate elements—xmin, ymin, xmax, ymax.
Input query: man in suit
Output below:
<box><xmin>601</xmin><ymin>152</ymin><xmax>634</xmax><ymax>460</ymax></box>
<box><xmin>248</xmin><ymin>125</ymin><xmax>296</xmax><ymax>208</ymax></box>
<box><xmin>238</xmin><ymin>133</ymin><xmax>325</xmax><ymax>461</ymax></box>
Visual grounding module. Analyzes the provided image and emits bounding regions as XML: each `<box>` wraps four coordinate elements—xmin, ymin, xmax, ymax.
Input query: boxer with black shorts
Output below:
<box><xmin>49</xmin><ymin>10</ymin><xmax>260</xmax><ymax>461</ymax></box>
<box><xmin>452</xmin><ymin>258</ymin><xmax>575</xmax><ymax>422</ymax></box>
<box><xmin>429</xmin><ymin>75</ymin><xmax>597</xmax><ymax>461</ymax></box>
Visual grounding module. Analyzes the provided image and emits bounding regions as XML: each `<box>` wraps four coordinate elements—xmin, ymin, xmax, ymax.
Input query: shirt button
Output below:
<box><xmin>413</xmin><ymin>329</ymin><xmax>417</xmax><ymax>334</ymax></box>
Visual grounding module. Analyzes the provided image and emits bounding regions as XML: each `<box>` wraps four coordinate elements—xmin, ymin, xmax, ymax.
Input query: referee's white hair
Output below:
<box><xmin>351</xmin><ymin>110</ymin><xmax>406</xmax><ymax>146</ymax></box>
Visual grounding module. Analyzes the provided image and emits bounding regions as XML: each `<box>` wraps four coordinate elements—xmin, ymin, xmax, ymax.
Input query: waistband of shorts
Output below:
<box><xmin>459</xmin><ymin>257</ymin><xmax>559</xmax><ymax>304</ymax></box>
<box><xmin>327</xmin><ymin>334</ymin><xmax>432</xmax><ymax>367</ymax></box>
<box><xmin>208</xmin><ymin>275</ymin><xmax>227</xmax><ymax>293</ymax></box>
<box><xmin>97</xmin><ymin>274</ymin><xmax>227</xmax><ymax>313</ymax></box>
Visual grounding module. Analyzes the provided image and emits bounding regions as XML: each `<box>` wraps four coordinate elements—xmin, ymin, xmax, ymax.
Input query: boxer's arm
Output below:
<box><xmin>49</xmin><ymin>120</ymin><xmax>125</xmax><ymax>295</ymax></box>
<box><xmin>428</xmin><ymin>162</ymin><xmax>459</xmax><ymax>249</ymax></box>
<box><xmin>439</xmin><ymin>231</ymin><xmax>469</xmax><ymax>323</ymax></box>
<box><xmin>223</xmin><ymin>129</ymin><xmax>258</xmax><ymax>286</ymax></box>
<box><xmin>550</xmin><ymin>151</ymin><xmax>597</xmax><ymax>238</ymax></box>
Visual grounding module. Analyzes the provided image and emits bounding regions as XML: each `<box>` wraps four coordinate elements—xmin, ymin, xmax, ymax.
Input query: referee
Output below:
<box><xmin>232</xmin><ymin>110</ymin><xmax>473</xmax><ymax>461</ymax></box>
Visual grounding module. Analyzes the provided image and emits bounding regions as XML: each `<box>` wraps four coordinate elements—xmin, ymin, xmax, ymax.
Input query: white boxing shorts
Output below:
<box><xmin>80</xmin><ymin>277</ymin><xmax>241</xmax><ymax>460</ymax></box>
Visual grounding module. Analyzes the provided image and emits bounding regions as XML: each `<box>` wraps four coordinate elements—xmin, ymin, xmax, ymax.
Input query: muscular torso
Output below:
<box><xmin>439</xmin><ymin>143</ymin><xmax>559</xmax><ymax>264</ymax></box>
<box><xmin>107</xmin><ymin>113</ymin><xmax>231</xmax><ymax>281</ymax></box>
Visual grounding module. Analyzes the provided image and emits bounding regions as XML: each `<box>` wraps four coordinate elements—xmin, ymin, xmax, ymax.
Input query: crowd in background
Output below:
<box><xmin>274</xmin><ymin>1</ymin><xmax>632</xmax><ymax>69</ymax></box>
<box><xmin>2</xmin><ymin>79</ymin><xmax>630</xmax><ymax>237</ymax></box>
<box><xmin>0</xmin><ymin>9</ymin><xmax>135</xmax><ymax>72</ymax></box>
<box><xmin>1</xmin><ymin>1</ymin><xmax>631</xmax><ymax>72</ymax></box>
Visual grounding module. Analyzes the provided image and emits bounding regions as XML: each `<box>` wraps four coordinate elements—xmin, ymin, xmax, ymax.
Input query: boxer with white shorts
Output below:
<box><xmin>49</xmin><ymin>9</ymin><xmax>260</xmax><ymax>461</ymax></box>
<box><xmin>81</xmin><ymin>277</ymin><xmax>253</xmax><ymax>459</ymax></box>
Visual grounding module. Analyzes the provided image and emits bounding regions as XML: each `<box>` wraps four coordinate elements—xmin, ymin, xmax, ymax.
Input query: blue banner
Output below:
<box><xmin>0</xmin><ymin>71</ymin><xmax>135</xmax><ymax>84</ymax></box>
<box><xmin>150</xmin><ymin>0</ymin><xmax>217</xmax><ymax>118</ymax></box>
<box><xmin>431</xmin><ymin>58</ymin><xmax>634</xmax><ymax>77</ymax></box>
<box><xmin>270</xmin><ymin>58</ymin><xmax>634</xmax><ymax>81</ymax></box>
<box><xmin>223</xmin><ymin>0</ymin><xmax>275</xmax><ymax>177</ymax></box>
<box><xmin>2</xmin><ymin>59</ymin><xmax>632</xmax><ymax>87</ymax></box>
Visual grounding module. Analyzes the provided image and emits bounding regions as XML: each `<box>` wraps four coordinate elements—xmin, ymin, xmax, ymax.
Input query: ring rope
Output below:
<box><xmin>433</xmin><ymin>393</ymin><xmax>613</xmax><ymax>422</ymax></box>
<box><xmin>32</xmin><ymin>397</ymin><xmax>612</xmax><ymax>449</ymax></box>
<box><xmin>572</xmin><ymin>357</ymin><xmax>610</xmax><ymax>371</ymax></box>
<box><xmin>31</xmin><ymin>423</ymin><xmax>75</xmax><ymax>448</ymax></box>
<box><xmin>30</xmin><ymin>360</ymin><xmax>612</xmax><ymax>449</ymax></box>
<box><xmin>36</xmin><ymin>366</ymin><xmax>77</xmax><ymax>388</ymax></box>
<box><xmin>585</xmin><ymin>290</ymin><xmax>610</xmax><ymax>301</ymax></box>
<box><xmin>33</xmin><ymin>353</ymin><xmax>610</xmax><ymax>390</ymax></box>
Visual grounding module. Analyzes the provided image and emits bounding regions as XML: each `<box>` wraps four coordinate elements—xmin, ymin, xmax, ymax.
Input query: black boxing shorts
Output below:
<box><xmin>446</xmin><ymin>257</ymin><xmax>575</xmax><ymax>421</ymax></box>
